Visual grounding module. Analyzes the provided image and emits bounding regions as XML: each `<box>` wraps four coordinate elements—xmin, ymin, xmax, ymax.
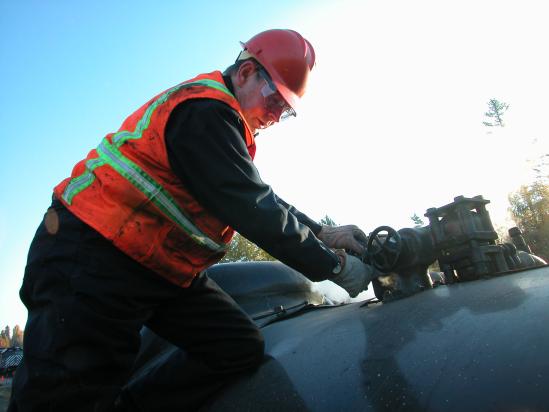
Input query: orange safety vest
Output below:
<box><xmin>54</xmin><ymin>71</ymin><xmax>256</xmax><ymax>287</ymax></box>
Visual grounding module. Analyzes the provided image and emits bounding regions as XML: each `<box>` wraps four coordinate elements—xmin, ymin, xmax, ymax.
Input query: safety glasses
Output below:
<box><xmin>257</xmin><ymin>68</ymin><xmax>296</xmax><ymax>121</ymax></box>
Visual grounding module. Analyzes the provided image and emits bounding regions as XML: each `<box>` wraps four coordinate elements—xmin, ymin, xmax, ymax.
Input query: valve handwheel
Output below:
<box><xmin>366</xmin><ymin>226</ymin><xmax>402</xmax><ymax>272</ymax></box>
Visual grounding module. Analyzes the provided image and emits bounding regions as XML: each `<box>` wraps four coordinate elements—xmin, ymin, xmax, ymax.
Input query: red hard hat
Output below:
<box><xmin>239</xmin><ymin>29</ymin><xmax>316</xmax><ymax>110</ymax></box>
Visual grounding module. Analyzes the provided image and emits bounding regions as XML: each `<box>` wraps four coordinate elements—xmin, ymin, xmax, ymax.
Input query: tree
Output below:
<box><xmin>483</xmin><ymin>98</ymin><xmax>509</xmax><ymax>127</ymax></box>
<box><xmin>221</xmin><ymin>214</ymin><xmax>338</xmax><ymax>263</ymax></box>
<box><xmin>12</xmin><ymin>325</ymin><xmax>24</xmax><ymax>347</ymax></box>
<box><xmin>495</xmin><ymin>224</ymin><xmax>511</xmax><ymax>244</ymax></box>
<box><xmin>508</xmin><ymin>181</ymin><xmax>549</xmax><ymax>260</ymax></box>
<box><xmin>0</xmin><ymin>326</ymin><xmax>10</xmax><ymax>348</ymax></box>
<box><xmin>410</xmin><ymin>213</ymin><xmax>425</xmax><ymax>227</ymax></box>
<box><xmin>320</xmin><ymin>215</ymin><xmax>337</xmax><ymax>227</ymax></box>
<box><xmin>0</xmin><ymin>325</ymin><xmax>24</xmax><ymax>348</ymax></box>
<box><xmin>0</xmin><ymin>335</ymin><xmax>8</xmax><ymax>348</ymax></box>
<box><xmin>221</xmin><ymin>233</ymin><xmax>275</xmax><ymax>263</ymax></box>
<box><xmin>3</xmin><ymin>326</ymin><xmax>10</xmax><ymax>345</ymax></box>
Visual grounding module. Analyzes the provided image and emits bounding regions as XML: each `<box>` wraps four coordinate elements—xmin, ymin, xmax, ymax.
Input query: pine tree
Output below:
<box><xmin>12</xmin><ymin>325</ymin><xmax>24</xmax><ymax>347</ymax></box>
<box><xmin>0</xmin><ymin>328</ymin><xmax>9</xmax><ymax>348</ymax></box>
<box><xmin>483</xmin><ymin>98</ymin><xmax>509</xmax><ymax>127</ymax></box>
<box><xmin>320</xmin><ymin>215</ymin><xmax>337</xmax><ymax>227</ymax></box>
<box><xmin>508</xmin><ymin>181</ymin><xmax>549</xmax><ymax>260</ymax></box>
<box><xmin>410</xmin><ymin>213</ymin><xmax>425</xmax><ymax>227</ymax></box>
<box><xmin>221</xmin><ymin>233</ymin><xmax>275</xmax><ymax>263</ymax></box>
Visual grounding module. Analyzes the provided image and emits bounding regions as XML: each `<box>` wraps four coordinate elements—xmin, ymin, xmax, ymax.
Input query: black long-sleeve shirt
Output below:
<box><xmin>164</xmin><ymin>76</ymin><xmax>339</xmax><ymax>281</ymax></box>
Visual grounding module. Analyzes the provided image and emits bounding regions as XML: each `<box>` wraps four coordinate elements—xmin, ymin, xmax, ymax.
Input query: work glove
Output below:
<box><xmin>318</xmin><ymin>224</ymin><xmax>368</xmax><ymax>256</ymax></box>
<box><xmin>331</xmin><ymin>252</ymin><xmax>375</xmax><ymax>298</ymax></box>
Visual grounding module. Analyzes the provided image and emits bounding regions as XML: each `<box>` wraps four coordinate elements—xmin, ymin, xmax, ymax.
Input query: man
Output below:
<box><xmin>9</xmin><ymin>29</ymin><xmax>377</xmax><ymax>411</ymax></box>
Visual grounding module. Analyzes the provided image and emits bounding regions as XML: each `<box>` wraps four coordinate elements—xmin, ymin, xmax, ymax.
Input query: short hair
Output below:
<box><xmin>223</xmin><ymin>56</ymin><xmax>262</xmax><ymax>76</ymax></box>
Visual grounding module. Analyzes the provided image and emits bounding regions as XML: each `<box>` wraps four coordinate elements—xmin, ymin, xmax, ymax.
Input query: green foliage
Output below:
<box><xmin>483</xmin><ymin>98</ymin><xmax>509</xmax><ymax>127</ymax></box>
<box><xmin>221</xmin><ymin>233</ymin><xmax>275</xmax><ymax>263</ymax></box>
<box><xmin>221</xmin><ymin>213</ymin><xmax>338</xmax><ymax>263</ymax></box>
<box><xmin>410</xmin><ymin>213</ymin><xmax>425</xmax><ymax>227</ymax></box>
<box><xmin>508</xmin><ymin>181</ymin><xmax>549</xmax><ymax>260</ymax></box>
<box><xmin>320</xmin><ymin>215</ymin><xmax>337</xmax><ymax>227</ymax></box>
<box><xmin>495</xmin><ymin>224</ymin><xmax>511</xmax><ymax>244</ymax></box>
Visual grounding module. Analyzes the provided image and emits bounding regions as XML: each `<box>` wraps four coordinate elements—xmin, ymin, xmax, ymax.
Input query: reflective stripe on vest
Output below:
<box><xmin>61</xmin><ymin>78</ymin><xmax>234</xmax><ymax>252</ymax></box>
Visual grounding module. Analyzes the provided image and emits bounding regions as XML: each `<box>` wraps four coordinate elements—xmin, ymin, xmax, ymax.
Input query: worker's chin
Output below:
<box><xmin>256</xmin><ymin>118</ymin><xmax>273</xmax><ymax>130</ymax></box>
<box><xmin>250</xmin><ymin>119</ymin><xmax>265</xmax><ymax>133</ymax></box>
<box><xmin>243</xmin><ymin>114</ymin><xmax>270</xmax><ymax>134</ymax></box>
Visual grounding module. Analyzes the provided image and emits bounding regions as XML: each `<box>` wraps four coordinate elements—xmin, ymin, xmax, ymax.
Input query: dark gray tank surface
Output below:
<box><xmin>207</xmin><ymin>261</ymin><xmax>324</xmax><ymax>323</ymax></box>
<box><xmin>207</xmin><ymin>266</ymin><xmax>549</xmax><ymax>411</ymax></box>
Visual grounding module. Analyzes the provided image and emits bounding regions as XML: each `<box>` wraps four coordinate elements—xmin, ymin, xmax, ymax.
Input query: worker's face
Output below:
<box><xmin>235</xmin><ymin>63</ymin><xmax>294</xmax><ymax>133</ymax></box>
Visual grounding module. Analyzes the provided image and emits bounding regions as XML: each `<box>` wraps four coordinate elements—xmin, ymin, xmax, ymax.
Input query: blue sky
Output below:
<box><xmin>1</xmin><ymin>0</ymin><xmax>548</xmax><ymax>328</ymax></box>
<box><xmin>0</xmin><ymin>0</ymin><xmax>322</xmax><ymax>327</ymax></box>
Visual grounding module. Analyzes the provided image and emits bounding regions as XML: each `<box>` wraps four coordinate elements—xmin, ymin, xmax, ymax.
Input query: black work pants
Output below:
<box><xmin>8</xmin><ymin>199</ymin><xmax>264</xmax><ymax>411</ymax></box>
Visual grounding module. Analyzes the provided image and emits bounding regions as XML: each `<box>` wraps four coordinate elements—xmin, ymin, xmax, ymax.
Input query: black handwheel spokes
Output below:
<box><xmin>366</xmin><ymin>226</ymin><xmax>402</xmax><ymax>272</ymax></box>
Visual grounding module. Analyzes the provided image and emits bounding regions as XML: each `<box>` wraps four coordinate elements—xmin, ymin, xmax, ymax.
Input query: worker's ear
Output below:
<box><xmin>234</xmin><ymin>61</ymin><xmax>257</xmax><ymax>88</ymax></box>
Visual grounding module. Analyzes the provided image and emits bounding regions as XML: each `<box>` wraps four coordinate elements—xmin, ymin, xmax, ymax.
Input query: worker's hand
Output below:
<box><xmin>318</xmin><ymin>224</ymin><xmax>368</xmax><ymax>256</ymax></box>
<box><xmin>330</xmin><ymin>252</ymin><xmax>375</xmax><ymax>298</ymax></box>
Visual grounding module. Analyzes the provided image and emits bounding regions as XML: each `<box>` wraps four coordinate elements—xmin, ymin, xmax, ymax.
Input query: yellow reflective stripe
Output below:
<box><xmin>62</xmin><ymin>157</ymin><xmax>106</xmax><ymax>204</ymax></box>
<box><xmin>61</xmin><ymin>77</ymin><xmax>234</xmax><ymax>251</ymax></box>
<box><xmin>97</xmin><ymin>139</ymin><xmax>226</xmax><ymax>252</ymax></box>
<box><xmin>113</xmin><ymin>79</ymin><xmax>234</xmax><ymax>146</ymax></box>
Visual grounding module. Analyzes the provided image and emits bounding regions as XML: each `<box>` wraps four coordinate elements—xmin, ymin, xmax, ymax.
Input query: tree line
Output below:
<box><xmin>221</xmin><ymin>215</ymin><xmax>337</xmax><ymax>264</ymax></box>
<box><xmin>0</xmin><ymin>325</ymin><xmax>23</xmax><ymax>348</ymax></box>
<box><xmin>484</xmin><ymin>98</ymin><xmax>548</xmax><ymax>260</ymax></box>
<box><xmin>508</xmin><ymin>181</ymin><xmax>549</xmax><ymax>260</ymax></box>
